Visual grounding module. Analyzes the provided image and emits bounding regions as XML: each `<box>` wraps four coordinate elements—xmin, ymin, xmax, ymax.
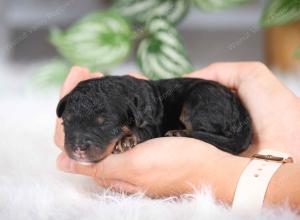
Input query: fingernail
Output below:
<box><xmin>57</xmin><ymin>154</ymin><xmax>73</xmax><ymax>172</ymax></box>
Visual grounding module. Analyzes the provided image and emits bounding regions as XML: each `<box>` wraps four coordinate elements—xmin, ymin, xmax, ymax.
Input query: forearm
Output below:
<box><xmin>207</xmin><ymin>155</ymin><xmax>300</xmax><ymax>212</ymax></box>
<box><xmin>265</xmin><ymin>162</ymin><xmax>300</xmax><ymax>210</ymax></box>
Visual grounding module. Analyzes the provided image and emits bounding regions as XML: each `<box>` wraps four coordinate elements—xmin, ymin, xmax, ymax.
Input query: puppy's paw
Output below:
<box><xmin>164</xmin><ymin>130</ymin><xmax>189</xmax><ymax>137</ymax></box>
<box><xmin>113</xmin><ymin>135</ymin><xmax>138</xmax><ymax>154</ymax></box>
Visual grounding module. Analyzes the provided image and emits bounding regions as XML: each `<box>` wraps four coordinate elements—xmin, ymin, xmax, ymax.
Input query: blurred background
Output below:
<box><xmin>0</xmin><ymin>0</ymin><xmax>299</xmax><ymax>101</ymax></box>
<box><xmin>1</xmin><ymin>0</ymin><xmax>300</xmax><ymax>95</ymax></box>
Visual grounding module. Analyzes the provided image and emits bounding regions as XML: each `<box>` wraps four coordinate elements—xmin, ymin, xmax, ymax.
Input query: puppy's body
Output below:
<box><xmin>153</xmin><ymin>78</ymin><xmax>252</xmax><ymax>152</ymax></box>
<box><xmin>57</xmin><ymin>76</ymin><xmax>252</xmax><ymax>162</ymax></box>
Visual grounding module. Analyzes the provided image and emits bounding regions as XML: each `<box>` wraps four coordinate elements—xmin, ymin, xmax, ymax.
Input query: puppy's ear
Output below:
<box><xmin>128</xmin><ymin>95</ymin><xmax>148</xmax><ymax>128</ymax></box>
<box><xmin>56</xmin><ymin>95</ymin><xmax>69</xmax><ymax>118</ymax></box>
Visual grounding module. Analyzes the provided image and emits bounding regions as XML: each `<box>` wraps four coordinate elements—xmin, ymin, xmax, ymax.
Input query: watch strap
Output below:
<box><xmin>231</xmin><ymin>149</ymin><xmax>293</xmax><ymax>216</ymax></box>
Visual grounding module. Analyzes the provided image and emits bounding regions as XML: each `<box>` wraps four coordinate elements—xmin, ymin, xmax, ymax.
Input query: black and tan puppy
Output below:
<box><xmin>57</xmin><ymin>76</ymin><xmax>252</xmax><ymax>163</ymax></box>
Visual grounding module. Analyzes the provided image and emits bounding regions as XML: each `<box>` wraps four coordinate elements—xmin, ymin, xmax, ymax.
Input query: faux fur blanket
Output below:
<box><xmin>0</xmin><ymin>90</ymin><xmax>299</xmax><ymax>220</ymax></box>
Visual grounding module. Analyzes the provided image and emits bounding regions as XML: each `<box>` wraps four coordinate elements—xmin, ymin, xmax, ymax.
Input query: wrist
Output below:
<box><xmin>265</xmin><ymin>162</ymin><xmax>300</xmax><ymax>210</ymax></box>
<box><xmin>262</xmin><ymin>145</ymin><xmax>300</xmax><ymax>164</ymax></box>
<box><xmin>207</xmin><ymin>154</ymin><xmax>250</xmax><ymax>205</ymax></box>
<box><xmin>231</xmin><ymin>151</ymin><xmax>300</xmax><ymax>214</ymax></box>
<box><xmin>193</xmin><ymin>146</ymin><xmax>251</xmax><ymax>204</ymax></box>
<box><xmin>240</xmin><ymin>143</ymin><xmax>300</xmax><ymax>164</ymax></box>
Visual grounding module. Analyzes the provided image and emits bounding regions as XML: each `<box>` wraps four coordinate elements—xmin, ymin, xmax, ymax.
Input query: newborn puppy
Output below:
<box><xmin>57</xmin><ymin>76</ymin><xmax>252</xmax><ymax>163</ymax></box>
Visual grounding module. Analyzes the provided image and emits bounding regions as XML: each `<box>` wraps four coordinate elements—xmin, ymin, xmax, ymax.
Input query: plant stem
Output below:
<box><xmin>132</xmin><ymin>28</ymin><xmax>150</xmax><ymax>40</ymax></box>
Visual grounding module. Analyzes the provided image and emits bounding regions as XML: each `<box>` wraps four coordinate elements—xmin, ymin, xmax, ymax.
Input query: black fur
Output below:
<box><xmin>57</xmin><ymin>76</ymin><xmax>252</xmax><ymax>162</ymax></box>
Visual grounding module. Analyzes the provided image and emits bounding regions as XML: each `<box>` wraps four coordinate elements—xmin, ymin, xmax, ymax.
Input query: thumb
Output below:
<box><xmin>56</xmin><ymin>152</ymin><xmax>132</xmax><ymax>179</ymax></box>
<box><xmin>57</xmin><ymin>153</ymin><xmax>97</xmax><ymax>177</ymax></box>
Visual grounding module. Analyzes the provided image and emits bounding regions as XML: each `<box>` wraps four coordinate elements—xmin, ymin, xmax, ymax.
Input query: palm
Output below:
<box><xmin>107</xmin><ymin>137</ymin><xmax>224</xmax><ymax>197</ymax></box>
<box><xmin>236</xmin><ymin>70</ymin><xmax>300</xmax><ymax>157</ymax></box>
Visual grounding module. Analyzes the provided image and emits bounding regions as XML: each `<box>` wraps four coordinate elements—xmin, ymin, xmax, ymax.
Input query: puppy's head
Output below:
<box><xmin>56</xmin><ymin>79</ymin><xmax>127</xmax><ymax>163</ymax></box>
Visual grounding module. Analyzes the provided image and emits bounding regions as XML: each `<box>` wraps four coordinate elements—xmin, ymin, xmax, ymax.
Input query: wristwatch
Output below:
<box><xmin>231</xmin><ymin>149</ymin><xmax>294</xmax><ymax>216</ymax></box>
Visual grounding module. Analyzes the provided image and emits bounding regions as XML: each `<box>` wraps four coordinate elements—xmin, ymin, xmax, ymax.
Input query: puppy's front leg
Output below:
<box><xmin>114</xmin><ymin>135</ymin><xmax>138</xmax><ymax>153</ymax></box>
<box><xmin>113</xmin><ymin>125</ymin><xmax>160</xmax><ymax>153</ymax></box>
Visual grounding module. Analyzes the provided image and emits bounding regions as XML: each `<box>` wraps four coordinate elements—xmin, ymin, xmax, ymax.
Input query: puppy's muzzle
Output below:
<box><xmin>73</xmin><ymin>144</ymin><xmax>90</xmax><ymax>160</ymax></box>
<box><xmin>65</xmin><ymin>139</ymin><xmax>118</xmax><ymax>163</ymax></box>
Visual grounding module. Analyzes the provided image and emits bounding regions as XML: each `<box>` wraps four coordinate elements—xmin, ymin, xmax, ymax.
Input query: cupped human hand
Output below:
<box><xmin>186</xmin><ymin>62</ymin><xmax>300</xmax><ymax>162</ymax></box>
<box><xmin>55</xmin><ymin>68</ymin><xmax>243</xmax><ymax>198</ymax></box>
<box><xmin>57</xmin><ymin>137</ymin><xmax>245</xmax><ymax>200</ymax></box>
<box><xmin>54</xmin><ymin>66</ymin><xmax>103</xmax><ymax>150</ymax></box>
<box><xmin>55</xmin><ymin>63</ymin><xmax>300</xmax><ymax>199</ymax></box>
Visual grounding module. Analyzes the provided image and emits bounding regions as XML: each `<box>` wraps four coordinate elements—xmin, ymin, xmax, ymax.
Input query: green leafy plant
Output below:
<box><xmin>37</xmin><ymin>0</ymin><xmax>300</xmax><ymax>86</ymax></box>
<box><xmin>113</xmin><ymin>0</ymin><xmax>191</xmax><ymax>24</ymax></box>
<box><xmin>32</xmin><ymin>59</ymin><xmax>71</xmax><ymax>88</ymax></box>
<box><xmin>137</xmin><ymin>16</ymin><xmax>193</xmax><ymax>79</ymax></box>
<box><xmin>50</xmin><ymin>11</ymin><xmax>132</xmax><ymax>72</ymax></box>
<box><xmin>193</xmin><ymin>0</ymin><xmax>250</xmax><ymax>11</ymax></box>
<box><xmin>260</xmin><ymin>0</ymin><xmax>300</xmax><ymax>27</ymax></box>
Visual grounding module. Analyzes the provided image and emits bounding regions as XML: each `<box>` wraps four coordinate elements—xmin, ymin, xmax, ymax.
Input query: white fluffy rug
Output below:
<box><xmin>0</xmin><ymin>73</ymin><xmax>300</xmax><ymax>220</ymax></box>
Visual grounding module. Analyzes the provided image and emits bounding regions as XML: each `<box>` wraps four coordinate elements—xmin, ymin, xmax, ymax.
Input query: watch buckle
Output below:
<box><xmin>252</xmin><ymin>154</ymin><xmax>293</xmax><ymax>163</ymax></box>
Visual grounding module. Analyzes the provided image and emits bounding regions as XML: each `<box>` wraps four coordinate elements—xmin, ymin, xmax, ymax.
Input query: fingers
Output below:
<box><xmin>184</xmin><ymin>62</ymin><xmax>295</xmax><ymax>102</ymax></box>
<box><xmin>54</xmin><ymin>118</ymin><xmax>64</xmax><ymax>150</ymax></box>
<box><xmin>57</xmin><ymin>152</ymin><xmax>142</xmax><ymax>194</ymax></box>
<box><xmin>91</xmin><ymin>72</ymin><xmax>103</xmax><ymax>78</ymax></box>
<box><xmin>60</xmin><ymin>66</ymin><xmax>104</xmax><ymax>99</ymax></box>
<box><xmin>185</xmin><ymin>62</ymin><xmax>300</xmax><ymax>149</ymax></box>
<box><xmin>57</xmin><ymin>152</ymin><xmax>133</xmax><ymax>180</ymax></box>
<box><xmin>60</xmin><ymin>67</ymin><xmax>104</xmax><ymax>98</ymax></box>
<box><xmin>57</xmin><ymin>153</ymin><xmax>98</xmax><ymax>177</ymax></box>
<box><xmin>128</xmin><ymin>72</ymin><xmax>149</xmax><ymax>80</ymax></box>
<box><xmin>60</xmin><ymin>66</ymin><xmax>91</xmax><ymax>98</ymax></box>
<box><xmin>185</xmin><ymin>62</ymin><xmax>273</xmax><ymax>90</ymax></box>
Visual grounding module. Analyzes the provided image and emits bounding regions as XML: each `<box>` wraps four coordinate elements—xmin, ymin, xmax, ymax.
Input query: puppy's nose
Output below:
<box><xmin>74</xmin><ymin>143</ymin><xmax>90</xmax><ymax>152</ymax></box>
